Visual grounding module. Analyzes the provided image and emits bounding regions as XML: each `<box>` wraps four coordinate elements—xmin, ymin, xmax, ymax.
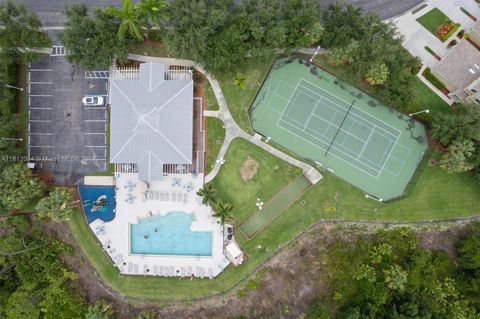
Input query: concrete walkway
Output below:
<box><xmin>128</xmin><ymin>54</ymin><xmax>323</xmax><ymax>185</ymax></box>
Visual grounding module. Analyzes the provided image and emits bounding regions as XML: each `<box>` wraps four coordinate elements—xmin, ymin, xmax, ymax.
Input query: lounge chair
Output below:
<box><xmin>153</xmin><ymin>265</ymin><xmax>158</xmax><ymax>275</ymax></box>
<box><xmin>159</xmin><ymin>266</ymin><xmax>164</xmax><ymax>276</ymax></box>
<box><xmin>143</xmin><ymin>264</ymin><xmax>148</xmax><ymax>274</ymax></box>
<box><xmin>187</xmin><ymin>266</ymin><xmax>193</xmax><ymax>276</ymax></box>
<box><xmin>183</xmin><ymin>193</ymin><xmax>188</xmax><ymax>203</ymax></box>
<box><xmin>172</xmin><ymin>192</ymin><xmax>176</xmax><ymax>201</ymax></box>
<box><xmin>208</xmin><ymin>268</ymin><xmax>214</xmax><ymax>279</ymax></box>
<box><xmin>165</xmin><ymin>192</ymin><xmax>169</xmax><ymax>201</ymax></box>
<box><xmin>128</xmin><ymin>262</ymin><xmax>133</xmax><ymax>273</ymax></box>
<box><xmin>160</xmin><ymin>192</ymin><xmax>164</xmax><ymax>201</ymax></box>
<box><xmin>170</xmin><ymin>266</ymin><xmax>175</xmax><ymax>276</ymax></box>
<box><xmin>177</xmin><ymin>192</ymin><xmax>182</xmax><ymax>202</ymax></box>
<box><xmin>134</xmin><ymin>264</ymin><xmax>139</xmax><ymax>274</ymax></box>
<box><xmin>181</xmin><ymin>267</ymin><xmax>186</xmax><ymax>277</ymax></box>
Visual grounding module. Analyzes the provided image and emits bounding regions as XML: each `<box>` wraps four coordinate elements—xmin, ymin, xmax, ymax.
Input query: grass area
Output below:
<box><xmin>205</xmin><ymin>117</ymin><xmax>225</xmax><ymax>175</ymax></box>
<box><xmin>204</xmin><ymin>81</ymin><xmax>219</xmax><ymax>111</ymax></box>
<box><xmin>218</xmin><ymin>55</ymin><xmax>276</xmax><ymax>134</ymax></box>
<box><xmin>69</xmin><ymin>142</ymin><xmax>480</xmax><ymax>302</ymax></box>
<box><xmin>416</xmin><ymin>8</ymin><xmax>452</xmax><ymax>35</ymax></box>
<box><xmin>208</xmin><ymin>138</ymin><xmax>302</xmax><ymax>224</ymax></box>
<box><xmin>130</xmin><ymin>41</ymin><xmax>170</xmax><ymax>57</ymax></box>
<box><xmin>313</xmin><ymin>54</ymin><xmax>451</xmax><ymax>123</ymax></box>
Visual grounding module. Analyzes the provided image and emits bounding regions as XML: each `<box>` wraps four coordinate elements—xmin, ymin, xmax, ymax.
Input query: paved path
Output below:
<box><xmin>4</xmin><ymin>0</ymin><xmax>423</xmax><ymax>27</ymax></box>
<box><xmin>128</xmin><ymin>54</ymin><xmax>323</xmax><ymax>185</ymax></box>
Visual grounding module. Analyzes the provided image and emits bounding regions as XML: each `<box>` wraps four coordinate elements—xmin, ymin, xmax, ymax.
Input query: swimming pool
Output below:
<box><xmin>130</xmin><ymin>212</ymin><xmax>213</xmax><ymax>256</ymax></box>
<box><xmin>78</xmin><ymin>186</ymin><xmax>116</xmax><ymax>224</ymax></box>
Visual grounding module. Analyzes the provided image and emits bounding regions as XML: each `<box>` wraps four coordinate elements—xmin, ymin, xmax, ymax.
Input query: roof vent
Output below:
<box><xmin>469</xmin><ymin>68</ymin><xmax>476</xmax><ymax>74</ymax></box>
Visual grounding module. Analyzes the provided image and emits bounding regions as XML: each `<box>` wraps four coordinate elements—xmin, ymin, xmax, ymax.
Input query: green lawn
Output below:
<box><xmin>205</xmin><ymin>117</ymin><xmax>225</xmax><ymax>175</ymax></box>
<box><xmin>130</xmin><ymin>41</ymin><xmax>170</xmax><ymax>57</ymax></box>
<box><xmin>208</xmin><ymin>138</ymin><xmax>302</xmax><ymax>224</ymax></box>
<box><xmin>217</xmin><ymin>55</ymin><xmax>276</xmax><ymax>134</ymax></box>
<box><xmin>204</xmin><ymin>81</ymin><xmax>219</xmax><ymax>111</ymax></box>
<box><xmin>416</xmin><ymin>8</ymin><xmax>452</xmax><ymax>35</ymax></box>
<box><xmin>68</xmin><ymin>145</ymin><xmax>480</xmax><ymax>301</ymax></box>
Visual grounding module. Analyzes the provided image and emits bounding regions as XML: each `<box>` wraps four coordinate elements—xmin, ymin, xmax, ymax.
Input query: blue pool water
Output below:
<box><xmin>78</xmin><ymin>186</ymin><xmax>116</xmax><ymax>224</ymax></box>
<box><xmin>130</xmin><ymin>212</ymin><xmax>213</xmax><ymax>256</ymax></box>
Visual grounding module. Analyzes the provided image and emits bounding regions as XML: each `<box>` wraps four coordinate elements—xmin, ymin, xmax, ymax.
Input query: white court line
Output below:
<box><xmin>29</xmin><ymin>69</ymin><xmax>52</xmax><ymax>72</ymax></box>
<box><xmin>277</xmin><ymin>118</ymin><xmax>380</xmax><ymax>179</ymax></box>
<box><xmin>29</xmin><ymin>94</ymin><xmax>52</xmax><ymax>97</ymax></box>
<box><xmin>377</xmin><ymin>135</ymin><xmax>400</xmax><ymax>176</ymax></box>
<box><xmin>304</xmin><ymin>98</ymin><xmax>321</xmax><ymax>129</ymax></box>
<box><xmin>299</xmin><ymin>78</ymin><xmax>401</xmax><ymax>135</ymax></box>
<box><xmin>84</xmin><ymin>120</ymin><xmax>107</xmax><ymax>122</ymax></box>
<box><xmin>357</xmin><ymin>127</ymin><xmax>375</xmax><ymax>160</ymax></box>
<box><xmin>275</xmin><ymin>81</ymin><xmax>301</xmax><ymax>128</ymax></box>
<box><xmin>273</xmin><ymin>93</ymin><xmax>290</xmax><ymax>102</ymax></box>
<box><xmin>84</xmin><ymin>145</ymin><xmax>107</xmax><ymax>148</ymax></box>
<box><xmin>29</xmin><ymin>120</ymin><xmax>51</xmax><ymax>123</ymax></box>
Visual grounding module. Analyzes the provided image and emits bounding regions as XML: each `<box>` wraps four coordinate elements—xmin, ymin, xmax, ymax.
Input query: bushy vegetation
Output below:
<box><xmin>431</xmin><ymin>104</ymin><xmax>480</xmax><ymax>176</ymax></box>
<box><xmin>320</xmin><ymin>3</ymin><xmax>419</xmax><ymax>113</ymax></box>
<box><xmin>307</xmin><ymin>226</ymin><xmax>480</xmax><ymax>318</ymax></box>
<box><xmin>0</xmin><ymin>216</ymin><xmax>87</xmax><ymax>319</ymax></box>
<box><xmin>422</xmin><ymin>67</ymin><xmax>446</xmax><ymax>90</ymax></box>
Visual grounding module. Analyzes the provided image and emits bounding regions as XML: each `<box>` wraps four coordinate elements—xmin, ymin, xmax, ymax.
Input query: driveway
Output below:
<box><xmin>2</xmin><ymin>0</ymin><xmax>421</xmax><ymax>26</ymax></box>
<box><xmin>27</xmin><ymin>50</ymin><xmax>109</xmax><ymax>185</ymax></box>
<box><xmin>393</xmin><ymin>0</ymin><xmax>480</xmax><ymax>68</ymax></box>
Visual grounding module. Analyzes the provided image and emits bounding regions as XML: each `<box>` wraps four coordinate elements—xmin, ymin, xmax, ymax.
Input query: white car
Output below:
<box><xmin>82</xmin><ymin>96</ymin><xmax>105</xmax><ymax>106</ymax></box>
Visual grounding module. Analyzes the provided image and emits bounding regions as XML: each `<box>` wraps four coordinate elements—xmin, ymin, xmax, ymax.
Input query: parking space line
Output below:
<box><xmin>29</xmin><ymin>69</ymin><xmax>52</xmax><ymax>72</ymax></box>
<box><xmin>29</xmin><ymin>145</ymin><xmax>53</xmax><ymax>148</ymax></box>
<box><xmin>104</xmin><ymin>149</ymin><xmax>107</xmax><ymax>158</ymax></box>
<box><xmin>29</xmin><ymin>95</ymin><xmax>52</xmax><ymax>97</ymax></box>
<box><xmin>84</xmin><ymin>132</ymin><xmax>106</xmax><ymax>135</ymax></box>
<box><xmin>29</xmin><ymin>107</ymin><xmax>52</xmax><ymax>110</ymax></box>
<box><xmin>84</xmin><ymin>145</ymin><xmax>107</xmax><ymax>148</ymax></box>
<box><xmin>29</xmin><ymin>120</ymin><xmax>52</xmax><ymax>123</ymax></box>
<box><xmin>90</xmin><ymin>158</ymin><xmax>107</xmax><ymax>161</ymax></box>
<box><xmin>28</xmin><ymin>133</ymin><xmax>53</xmax><ymax>135</ymax></box>
<box><xmin>29</xmin><ymin>82</ymin><xmax>53</xmax><ymax>84</ymax></box>
<box><xmin>84</xmin><ymin>120</ymin><xmax>107</xmax><ymax>122</ymax></box>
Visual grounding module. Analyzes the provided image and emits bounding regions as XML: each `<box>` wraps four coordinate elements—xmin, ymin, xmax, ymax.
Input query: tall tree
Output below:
<box><xmin>0</xmin><ymin>163</ymin><xmax>44</xmax><ymax>210</ymax></box>
<box><xmin>196</xmin><ymin>183</ymin><xmax>217</xmax><ymax>206</ymax></box>
<box><xmin>59</xmin><ymin>4</ymin><xmax>130</xmax><ymax>70</ymax></box>
<box><xmin>136</xmin><ymin>0</ymin><xmax>170</xmax><ymax>31</ymax></box>
<box><xmin>107</xmin><ymin>0</ymin><xmax>144</xmax><ymax>41</ymax></box>
<box><xmin>212</xmin><ymin>200</ymin><xmax>234</xmax><ymax>224</ymax></box>
<box><xmin>283</xmin><ymin>0</ymin><xmax>321</xmax><ymax>48</ymax></box>
<box><xmin>365</xmin><ymin>63</ymin><xmax>389</xmax><ymax>86</ymax></box>
<box><xmin>0</xmin><ymin>0</ymin><xmax>51</xmax><ymax>62</ymax></box>
<box><xmin>85</xmin><ymin>300</ymin><xmax>113</xmax><ymax>319</ymax></box>
<box><xmin>36</xmin><ymin>187</ymin><xmax>75</xmax><ymax>222</ymax></box>
<box><xmin>440</xmin><ymin>140</ymin><xmax>476</xmax><ymax>173</ymax></box>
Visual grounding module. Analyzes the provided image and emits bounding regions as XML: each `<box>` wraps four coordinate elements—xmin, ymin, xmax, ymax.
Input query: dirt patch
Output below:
<box><xmin>240</xmin><ymin>156</ymin><xmax>259</xmax><ymax>181</ymax></box>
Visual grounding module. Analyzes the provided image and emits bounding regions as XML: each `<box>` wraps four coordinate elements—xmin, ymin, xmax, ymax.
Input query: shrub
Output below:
<box><xmin>422</xmin><ymin>67</ymin><xmax>446</xmax><ymax>91</ymax></box>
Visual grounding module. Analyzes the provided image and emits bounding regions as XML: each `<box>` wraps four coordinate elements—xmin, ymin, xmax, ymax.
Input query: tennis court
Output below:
<box><xmin>250</xmin><ymin>58</ymin><xmax>428</xmax><ymax>200</ymax></box>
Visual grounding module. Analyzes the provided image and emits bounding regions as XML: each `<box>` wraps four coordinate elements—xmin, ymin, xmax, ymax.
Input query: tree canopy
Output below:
<box><xmin>0</xmin><ymin>0</ymin><xmax>51</xmax><ymax>62</ymax></box>
<box><xmin>36</xmin><ymin>187</ymin><xmax>75</xmax><ymax>222</ymax></box>
<box><xmin>0</xmin><ymin>163</ymin><xmax>44</xmax><ymax>210</ymax></box>
<box><xmin>59</xmin><ymin>4</ymin><xmax>130</xmax><ymax>70</ymax></box>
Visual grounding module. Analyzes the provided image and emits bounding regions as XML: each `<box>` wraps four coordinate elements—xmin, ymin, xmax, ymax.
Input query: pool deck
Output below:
<box><xmin>89</xmin><ymin>173</ymin><xmax>229</xmax><ymax>278</ymax></box>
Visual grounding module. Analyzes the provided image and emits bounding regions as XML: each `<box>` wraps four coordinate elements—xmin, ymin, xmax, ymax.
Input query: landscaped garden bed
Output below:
<box><xmin>424</xmin><ymin>46</ymin><xmax>442</xmax><ymax>61</ymax></box>
<box><xmin>422</xmin><ymin>67</ymin><xmax>450</xmax><ymax>96</ymax></box>
<box><xmin>416</xmin><ymin>8</ymin><xmax>460</xmax><ymax>42</ymax></box>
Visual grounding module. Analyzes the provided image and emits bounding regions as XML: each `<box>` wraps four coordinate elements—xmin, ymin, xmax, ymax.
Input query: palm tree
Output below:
<box><xmin>196</xmin><ymin>183</ymin><xmax>216</xmax><ymax>206</ymax></box>
<box><xmin>212</xmin><ymin>200</ymin><xmax>234</xmax><ymax>225</ymax></box>
<box><xmin>107</xmin><ymin>0</ymin><xmax>144</xmax><ymax>41</ymax></box>
<box><xmin>136</xmin><ymin>0</ymin><xmax>170</xmax><ymax>31</ymax></box>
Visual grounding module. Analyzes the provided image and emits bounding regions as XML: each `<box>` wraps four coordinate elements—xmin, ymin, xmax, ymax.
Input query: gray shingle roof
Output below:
<box><xmin>433</xmin><ymin>40</ymin><xmax>480</xmax><ymax>94</ymax></box>
<box><xmin>110</xmin><ymin>63</ymin><xmax>193</xmax><ymax>181</ymax></box>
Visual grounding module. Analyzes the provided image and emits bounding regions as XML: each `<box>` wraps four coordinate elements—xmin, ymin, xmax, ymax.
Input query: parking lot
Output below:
<box><xmin>28</xmin><ymin>51</ymin><xmax>109</xmax><ymax>184</ymax></box>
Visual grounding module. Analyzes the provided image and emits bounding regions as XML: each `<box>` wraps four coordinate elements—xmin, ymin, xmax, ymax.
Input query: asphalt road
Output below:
<box><xmin>4</xmin><ymin>0</ymin><xmax>423</xmax><ymax>26</ymax></box>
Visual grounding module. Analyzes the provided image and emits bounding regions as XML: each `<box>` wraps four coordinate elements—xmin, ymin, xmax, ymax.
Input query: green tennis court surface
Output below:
<box><xmin>240</xmin><ymin>175</ymin><xmax>311</xmax><ymax>239</ymax></box>
<box><xmin>250</xmin><ymin>58</ymin><xmax>428</xmax><ymax>200</ymax></box>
